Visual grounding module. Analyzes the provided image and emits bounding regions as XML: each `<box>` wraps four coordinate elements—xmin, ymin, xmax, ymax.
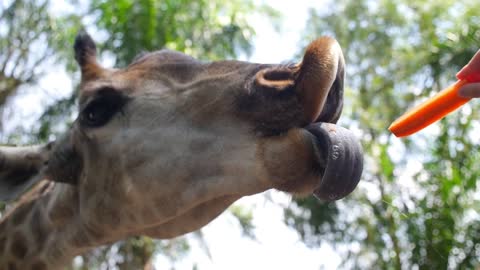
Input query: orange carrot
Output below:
<box><xmin>389</xmin><ymin>80</ymin><xmax>471</xmax><ymax>137</ymax></box>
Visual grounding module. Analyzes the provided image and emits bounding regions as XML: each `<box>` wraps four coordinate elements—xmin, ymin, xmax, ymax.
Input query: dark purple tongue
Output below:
<box><xmin>306</xmin><ymin>123</ymin><xmax>363</xmax><ymax>201</ymax></box>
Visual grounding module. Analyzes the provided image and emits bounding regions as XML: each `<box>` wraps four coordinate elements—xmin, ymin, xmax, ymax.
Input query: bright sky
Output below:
<box><xmin>6</xmin><ymin>1</ymin><xmax>343</xmax><ymax>269</ymax></box>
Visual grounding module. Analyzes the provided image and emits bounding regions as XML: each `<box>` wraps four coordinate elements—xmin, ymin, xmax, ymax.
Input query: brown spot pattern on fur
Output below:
<box><xmin>10</xmin><ymin>232</ymin><xmax>28</xmax><ymax>259</ymax></box>
<box><xmin>0</xmin><ymin>218</ymin><xmax>7</xmax><ymax>231</ymax></box>
<box><xmin>31</xmin><ymin>205</ymin><xmax>48</xmax><ymax>251</ymax></box>
<box><xmin>0</xmin><ymin>235</ymin><xmax>6</xmax><ymax>256</ymax></box>
<box><xmin>30</xmin><ymin>260</ymin><xmax>47</xmax><ymax>270</ymax></box>
<box><xmin>7</xmin><ymin>261</ymin><xmax>17</xmax><ymax>270</ymax></box>
<box><xmin>11</xmin><ymin>204</ymin><xmax>30</xmax><ymax>226</ymax></box>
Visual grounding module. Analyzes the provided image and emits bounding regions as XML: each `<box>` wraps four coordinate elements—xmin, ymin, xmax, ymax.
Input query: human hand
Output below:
<box><xmin>457</xmin><ymin>50</ymin><xmax>480</xmax><ymax>98</ymax></box>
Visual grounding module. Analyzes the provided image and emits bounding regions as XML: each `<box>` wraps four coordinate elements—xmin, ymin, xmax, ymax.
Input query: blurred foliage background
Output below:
<box><xmin>286</xmin><ymin>0</ymin><xmax>480</xmax><ymax>269</ymax></box>
<box><xmin>0</xmin><ymin>0</ymin><xmax>479</xmax><ymax>269</ymax></box>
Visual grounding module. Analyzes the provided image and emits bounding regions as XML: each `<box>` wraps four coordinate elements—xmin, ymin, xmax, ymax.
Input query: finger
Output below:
<box><xmin>458</xmin><ymin>83</ymin><xmax>480</xmax><ymax>98</ymax></box>
<box><xmin>457</xmin><ymin>49</ymin><xmax>480</xmax><ymax>80</ymax></box>
<box><xmin>457</xmin><ymin>66</ymin><xmax>470</xmax><ymax>80</ymax></box>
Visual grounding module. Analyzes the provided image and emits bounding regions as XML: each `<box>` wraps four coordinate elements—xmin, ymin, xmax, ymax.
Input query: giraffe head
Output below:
<box><xmin>0</xmin><ymin>32</ymin><xmax>362</xmax><ymax>261</ymax></box>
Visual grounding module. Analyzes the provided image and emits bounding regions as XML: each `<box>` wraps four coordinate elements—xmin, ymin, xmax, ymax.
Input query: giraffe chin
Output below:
<box><xmin>306</xmin><ymin>122</ymin><xmax>363</xmax><ymax>201</ymax></box>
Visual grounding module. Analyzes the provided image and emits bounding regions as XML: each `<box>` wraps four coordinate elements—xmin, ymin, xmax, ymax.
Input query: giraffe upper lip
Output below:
<box><xmin>305</xmin><ymin>122</ymin><xmax>363</xmax><ymax>201</ymax></box>
<box><xmin>312</xmin><ymin>63</ymin><xmax>344</xmax><ymax>125</ymax></box>
<box><xmin>294</xmin><ymin>36</ymin><xmax>345</xmax><ymax>124</ymax></box>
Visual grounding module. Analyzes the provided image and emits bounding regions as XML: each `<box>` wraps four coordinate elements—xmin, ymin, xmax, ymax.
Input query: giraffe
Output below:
<box><xmin>0</xmin><ymin>32</ymin><xmax>363</xmax><ymax>269</ymax></box>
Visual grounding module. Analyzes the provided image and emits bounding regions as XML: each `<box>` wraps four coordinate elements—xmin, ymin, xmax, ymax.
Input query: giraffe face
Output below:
<box><xmin>0</xmin><ymin>32</ymin><xmax>363</xmax><ymax>240</ymax></box>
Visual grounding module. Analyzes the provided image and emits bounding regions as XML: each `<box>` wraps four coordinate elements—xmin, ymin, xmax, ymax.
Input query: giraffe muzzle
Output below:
<box><xmin>295</xmin><ymin>37</ymin><xmax>363</xmax><ymax>200</ymax></box>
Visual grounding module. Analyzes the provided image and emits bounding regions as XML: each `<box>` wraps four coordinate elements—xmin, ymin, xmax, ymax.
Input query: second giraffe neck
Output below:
<box><xmin>0</xmin><ymin>187</ymin><xmax>100</xmax><ymax>269</ymax></box>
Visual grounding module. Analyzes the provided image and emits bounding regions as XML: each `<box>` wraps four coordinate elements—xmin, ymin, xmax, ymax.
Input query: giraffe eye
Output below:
<box><xmin>82</xmin><ymin>100</ymin><xmax>111</xmax><ymax>127</ymax></box>
<box><xmin>80</xmin><ymin>89</ymin><xmax>129</xmax><ymax>128</ymax></box>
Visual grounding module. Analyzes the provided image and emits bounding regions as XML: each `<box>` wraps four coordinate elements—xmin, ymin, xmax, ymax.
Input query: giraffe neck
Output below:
<box><xmin>0</xmin><ymin>187</ymin><xmax>99</xmax><ymax>270</ymax></box>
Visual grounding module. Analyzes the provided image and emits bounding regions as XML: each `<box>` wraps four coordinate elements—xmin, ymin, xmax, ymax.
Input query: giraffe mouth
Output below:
<box><xmin>295</xmin><ymin>37</ymin><xmax>363</xmax><ymax>201</ymax></box>
<box><xmin>305</xmin><ymin>81</ymin><xmax>363</xmax><ymax>201</ymax></box>
<box><xmin>301</xmin><ymin>60</ymin><xmax>363</xmax><ymax>201</ymax></box>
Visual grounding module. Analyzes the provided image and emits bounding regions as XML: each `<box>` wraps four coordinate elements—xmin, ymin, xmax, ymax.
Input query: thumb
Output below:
<box><xmin>456</xmin><ymin>66</ymin><xmax>470</xmax><ymax>80</ymax></box>
<box><xmin>458</xmin><ymin>83</ymin><xmax>480</xmax><ymax>98</ymax></box>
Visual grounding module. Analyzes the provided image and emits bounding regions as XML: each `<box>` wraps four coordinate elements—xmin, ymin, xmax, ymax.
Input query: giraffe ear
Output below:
<box><xmin>74</xmin><ymin>31</ymin><xmax>104</xmax><ymax>81</ymax></box>
<box><xmin>0</xmin><ymin>144</ymin><xmax>50</xmax><ymax>202</ymax></box>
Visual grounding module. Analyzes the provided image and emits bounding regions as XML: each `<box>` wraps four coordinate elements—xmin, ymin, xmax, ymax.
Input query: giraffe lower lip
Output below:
<box><xmin>305</xmin><ymin>122</ymin><xmax>363</xmax><ymax>201</ymax></box>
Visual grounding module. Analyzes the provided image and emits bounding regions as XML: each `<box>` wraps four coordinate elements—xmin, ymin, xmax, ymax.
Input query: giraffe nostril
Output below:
<box><xmin>254</xmin><ymin>68</ymin><xmax>295</xmax><ymax>91</ymax></box>
<box><xmin>263</xmin><ymin>69</ymin><xmax>293</xmax><ymax>81</ymax></box>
